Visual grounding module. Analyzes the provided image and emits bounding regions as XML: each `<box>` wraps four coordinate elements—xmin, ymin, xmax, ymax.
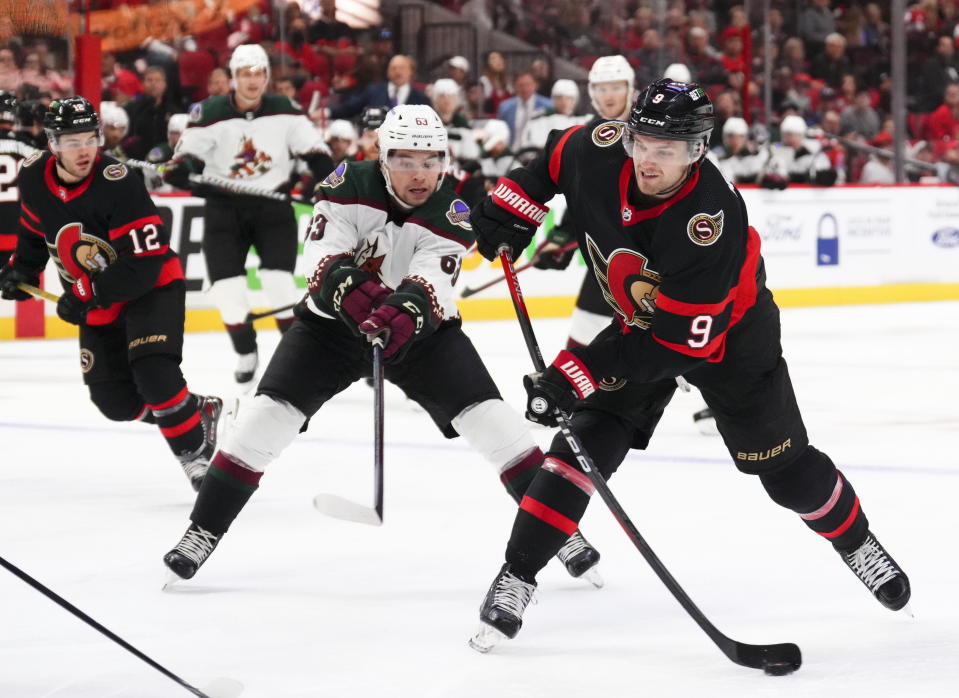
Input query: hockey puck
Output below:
<box><xmin>762</xmin><ymin>661</ymin><xmax>797</xmax><ymax>676</ymax></box>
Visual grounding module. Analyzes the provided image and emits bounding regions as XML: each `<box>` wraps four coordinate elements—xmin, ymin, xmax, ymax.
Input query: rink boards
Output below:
<box><xmin>3</xmin><ymin>183</ymin><xmax>959</xmax><ymax>340</ymax></box>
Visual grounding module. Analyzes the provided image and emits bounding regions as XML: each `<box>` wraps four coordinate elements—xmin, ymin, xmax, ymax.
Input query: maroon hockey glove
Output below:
<box><xmin>0</xmin><ymin>262</ymin><xmax>39</xmax><ymax>302</ymax></box>
<box><xmin>338</xmin><ymin>278</ymin><xmax>390</xmax><ymax>332</ymax></box>
<box><xmin>56</xmin><ymin>275</ymin><xmax>99</xmax><ymax>325</ymax></box>
<box><xmin>472</xmin><ymin>177</ymin><xmax>549</xmax><ymax>261</ymax></box>
<box><xmin>358</xmin><ymin>296</ymin><xmax>425</xmax><ymax>363</ymax></box>
<box><xmin>523</xmin><ymin>350</ymin><xmax>598</xmax><ymax>427</ymax></box>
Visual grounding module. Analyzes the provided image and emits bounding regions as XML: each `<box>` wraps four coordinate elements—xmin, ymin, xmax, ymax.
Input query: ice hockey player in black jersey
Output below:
<box><xmin>0</xmin><ymin>97</ymin><xmax>221</xmax><ymax>491</ymax></box>
<box><xmin>162</xmin><ymin>44</ymin><xmax>334</xmax><ymax>384</ymax></box>
<box><xmin>162</xmin><ymin>104</ymin><xmax>601</xmax><ymax>585</ymax></box>
<box><xmin>0</xmin><ymin>91</ymin><xmax>36</xmax><ymax>267</ymax></box>
<box><xmin>466</xmin><ymin>80</ymin><xmax>911</xmax><ymax>651</ymax></box>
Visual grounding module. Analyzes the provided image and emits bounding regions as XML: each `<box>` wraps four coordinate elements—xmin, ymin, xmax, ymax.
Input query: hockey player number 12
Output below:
<box><xmin>0</xmin><ymin>154</ymin><xmax>20</xmax><ymax>202</ymax></box>
<box><xmin>129</xmin><ymin>223</ymin><xmax>161</xmax><ymax>254</ymax></box>
<box><xmin>688</xmin><ymin>315</ymin><xmax>713</xmax><ymax>348</ymax></box>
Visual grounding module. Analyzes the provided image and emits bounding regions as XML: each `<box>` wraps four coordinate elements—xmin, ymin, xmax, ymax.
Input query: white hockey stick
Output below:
<box><xmin>314</xmin><ymin>340</ymin><xmax>385</xmax><ymax>526</ymax></box>
<box><xmin>188</xmin><ymin>173</ymin><xmax>289</xmax><ymax>201</ymax></box>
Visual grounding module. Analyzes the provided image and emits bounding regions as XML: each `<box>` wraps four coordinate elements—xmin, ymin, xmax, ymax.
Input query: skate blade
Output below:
<box><xmin>468</xmin><ymin>624</ymin><xmax>508</xmax><ymax>654</ymax></box>
<box><xmin>202</xmin><ymin>677</ymin><xmax>244</xmax><ymax>698</ymax></box>
<box><xmin>162</xmin><ymin>570</ymin><xmax>184</xmax><ymax>591</ymax></box>
<box><xmin>580</xmin><ymin>566</ymin><xmax>604</xmax><ymax>589</ymax></box>
<box><xmin>900</xmin><ymin>602</ymin><xmax>916</xmax><ymax>619</ymax></box>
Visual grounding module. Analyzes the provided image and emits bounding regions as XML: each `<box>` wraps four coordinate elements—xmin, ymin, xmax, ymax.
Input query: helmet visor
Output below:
<box><xmin>50</xmin><ymin>131</ymin><xmax>103</xmax><ymax>151</ymax></box>
<box><xmin>623</xmin><ymin>130</ymin><xmax>702</xmax><ymax>166</ymax></box>
<box><xmin>384</xmin><ymin>151</ymin><xmax>447</xmax><ymax>173</ymax></box>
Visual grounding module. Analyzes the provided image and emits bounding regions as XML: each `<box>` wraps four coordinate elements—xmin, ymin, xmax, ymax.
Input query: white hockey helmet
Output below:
<box><xmin>229</xmin><ymin>43</ymin><xmax>270</xmax><ymax>80</ymax></box>
<box><xmin>723</xmin><ymin>116</ymin><xmax>749</xmax><ymax>137</ymax></box>
<box><xmin>100</xmin><ymin>101</ymin><xmax>129</xmax><ymax>137</ymax></box>
<box><xmin>588</xmin><ymin>55</ymin><xmax>634</xmax><ymax>117</ymax></box>
<box><xmin>431</xmin><ymin>78</ymin><xmax>461</xmax><ymax>98</ymax></box>
<box><xmin>167</xmin><ymin>113</ymin><xmax>189</xmax><ymax>136</ymax></box>
<box><xmin>551</xmin><ymin>78</ymin><xmax>580</xmax><ymax>101</ymax></box>
<box><xmin>378</xmin><ymin>105</ymin><xmax>449</xmax><ymax>206</ymax></box>
<box><xmin>663</xmin><ymin>63</ymin><xmax>692</xmax><ymax>84</ymax></box>
<box><xmin>780</xmin><ymin>114</ymin><xmax>808</xmax><ymax>137</ymax></box>
<box><xmin>325</xmin><ymin>119</ymin><xmax>358</xmax><ymax>143</ymax></box>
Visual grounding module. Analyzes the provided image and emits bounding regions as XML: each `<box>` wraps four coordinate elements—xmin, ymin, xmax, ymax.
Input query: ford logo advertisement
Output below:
<box><xmin>932</xmin><ymin>228</ymin><xmax>959</xmax><ymax>248</ymax></box>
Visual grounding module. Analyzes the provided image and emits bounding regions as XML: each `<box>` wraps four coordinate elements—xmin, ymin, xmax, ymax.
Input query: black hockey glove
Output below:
<box><xmin>472</xmin><ymin>177</ymin><xmax>549</xmax><ymax>261</ymax></box>
<box><xmin>532</xmin><ymin>225</ymin><xmax>576</xmax><ymax>271</ymax></box>
<box><xmin>523</xmin><ymin>350</ymin><xmax>598</xmax><ymax>427</ymax></box>
<box><xmin>358</xmin><ymin>293</ymin><xmax>426</xmax><ymax>363</ymax></box>
<box><xmin>56</xmin><ymin>275</ymin><xmax>99</xmax><ymax>325</ymax></box>
<box><xmin>0</xmin><ymin>262</ymin><xmax>39</xmax><ymax>302</ymax></box>
<box><xmin>161</xmin><ymin>154</ymin><xmax>204</xmax><ymax>190</ymax></box>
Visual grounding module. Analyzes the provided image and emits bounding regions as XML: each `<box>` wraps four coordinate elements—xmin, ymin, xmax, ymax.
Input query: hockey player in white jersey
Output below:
<box><xmin>163</xmin><ymin>104</ymin><xmax>603</xmax><ymax>584</ymax></box>
<box><xmin>517</xmin><ymin>79</ymin><xmax>588</xmax><ymax>152</ymax></box>
<box><xmin>162</xmin><ymin>44</ymin><xmax>333</xmax><ymax>383</ymax></box>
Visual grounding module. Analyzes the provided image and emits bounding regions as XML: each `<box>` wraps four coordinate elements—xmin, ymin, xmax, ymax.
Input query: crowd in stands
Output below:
<box><xmin>2</xmin><ymin>1</ymin><xmax>958</xmax><ymax>188</ymax></box>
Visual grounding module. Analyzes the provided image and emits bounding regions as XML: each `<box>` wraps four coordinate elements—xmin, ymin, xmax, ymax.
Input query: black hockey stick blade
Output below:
<box><xmin>726</xmin><ymin>639</ymin><xmax>802</xmax><ymax>674</ymax></box>
<box><xmin>313</xmin><ymin>493</ymin><xmax>383</xmax><ymax>526</ymax></box>
<box><xmin>0</xmin><ymin>555</ymin><xmax>243</xmax><ymax>697</ymax></box>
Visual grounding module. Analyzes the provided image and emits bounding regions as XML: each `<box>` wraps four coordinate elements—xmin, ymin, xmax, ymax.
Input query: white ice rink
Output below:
<box><xmin>1</xmin><ymin>301</ymin><xmax>957</xmax><ymax>697</ymax></box>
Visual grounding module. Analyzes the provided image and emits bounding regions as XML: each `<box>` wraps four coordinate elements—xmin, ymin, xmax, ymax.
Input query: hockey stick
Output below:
<box><xmin>188</xmin><ymin>174</ymin><xmax>289</xmax><ymax>202</ymax></box>
<box><xmin>498</xmin><ymin>247</ymin><xmax>801</xmax><ymax>675</ymax></box>
<box><xmin>313</xmin><ymin>339</ymin><xmax>385</xmax><ymax>525</ymax></box>
<box><xmin>458</xmin><ymin>240</ymin><xmax>577</xmax><ymax>299</ymax></box>
<box><xmin>17</xmin><ymin>282</ymin><xmax>60</xmax><ymax>303</ymax></box>
<box><xmin>242</xmin><ymin>302</ymin><xmax>298</xmax><ymax>324</ymax></box>
<box><xmin>0</xmin><ymin>555</ymin><xmax>243</xmax><ymax>697</ymax></box>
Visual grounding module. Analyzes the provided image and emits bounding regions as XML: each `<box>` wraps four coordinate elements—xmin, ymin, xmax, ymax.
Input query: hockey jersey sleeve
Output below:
<box><xmin>175</xmin><ymin>104</ymin><xmax>219</xmax><ymax>162</ymax></box>
<box><xmin>285</xmin><ymin>108</ymin><xmax>334</xmax><ymax>180</ymax></box>
<box><xmin>13</xmin><ymin>200</ymin><xmax>50</xmax><ymax>274</ymax></box>
<box><xmin>499</xmin><ymin>124</ymin><xmax>587</xmax><ymax>206</ymax></box>
<box><xmin>576</xmin><ymin>198</ymin><xmax>761</xmax><ymax>384</ymax></box>
<box><xmin>94</xmin><ymin>170</ymin><xmax>172</xmax><ymax>303</ymax></box>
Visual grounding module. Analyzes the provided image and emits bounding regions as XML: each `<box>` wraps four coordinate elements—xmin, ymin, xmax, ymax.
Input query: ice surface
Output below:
<box><xmin>1</xmin><ymin>302</ymin><xmax>957</xmax><ymax>697</ymax></box>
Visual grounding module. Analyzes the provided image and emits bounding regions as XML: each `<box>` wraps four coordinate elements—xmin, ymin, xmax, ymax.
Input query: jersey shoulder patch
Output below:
<box><xmin>190</xmin><ymin>95</ymin><xmax>233</xmax><ymax>126</ymax></box>
<box><xmin>686</xmin><ymin>209</ymin><xmax>725</xmax><ymax>246</ymax></box>
<box><xmin>103</xmin><ymin>162</ymin><xmax>128</xmax><ymax>181</ymax></box>
<box><xmin>21</xmin><ymin>150</ymin><xmax>43</xmax><ymax>168</ymax></box>
<box><xmin>318</xmin><ymin>160</ymin><xmax>349</xmax><ymax>189</ymax></box>
<box><xmin>444</xmin><ymin>198</ymin><xmax>472</xmax><ymax>231</ymax></box>
<box><xmin>591</xmin><ymin>120</ymin><xmax>626</xmax><ymax>147</ymax></box>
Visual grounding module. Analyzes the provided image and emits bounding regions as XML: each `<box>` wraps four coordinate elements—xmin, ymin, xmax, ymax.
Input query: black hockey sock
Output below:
<box><xmin>506</xmin><ymin>457</ymin><xmax>595</xmax><ymax>579</ymax></box>
<box><xmin>191</xmin><ymin>451</ymin><xmax>263</xmax><ymax>535</ymax></box>
<box><xmin>225</xmin><ymin>323</ymin><xmax>257</xmax><ymax>355</ymax></box>
<box><xmin>500</xmin><ymin>447</ymin><xmax>545</xmax><ymax>503</ymax></box>
<box><xmin>760</xmin><ymin>446</ymin><xmax>869</xmax><ymax>552</ymax></box>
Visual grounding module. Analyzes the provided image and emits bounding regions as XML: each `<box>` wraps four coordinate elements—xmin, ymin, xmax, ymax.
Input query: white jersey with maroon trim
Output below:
<box><xmin>304</xmin><ymin>159</ymin><xmax>475</xmax><ymax>323</ymax></box>
<box><xmin>177</xmin><ymin>93</ymin><xmax>329</xmax><ymax>193</ymax></box>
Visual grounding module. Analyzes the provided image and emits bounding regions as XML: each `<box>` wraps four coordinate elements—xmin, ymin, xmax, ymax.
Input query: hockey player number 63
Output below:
<box><xmin>129</xmin><ymin>223</ymin><xmax>161</xmax><ymax>254</ymax></box>
<box><xmin>688</xmin><ymin>315</ymin><xmax>713</xmax><ymax>348</ymax></box>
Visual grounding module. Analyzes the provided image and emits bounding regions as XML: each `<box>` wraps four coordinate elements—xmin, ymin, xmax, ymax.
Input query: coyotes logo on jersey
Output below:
<box><xmin>49</xmin><ymin>222</ymin><xmax>117</xmax><ymax>283</ymax></box>
<box><xmin>585</xmin><ymin>235</ymin><xmax>661</xmax><ymax>329</ymax></box>
<box><xmin>355</xmin><ymin>237</ymin><xmax>387</xmax><ymax>280</ymax></box>
<box><xmin>230</xmin><ymin>137</ymin><xmax>273</xmax><ymax>178</ymax></box>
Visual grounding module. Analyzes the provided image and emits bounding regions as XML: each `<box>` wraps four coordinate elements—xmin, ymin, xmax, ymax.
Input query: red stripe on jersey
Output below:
<box><xmin>159</xmin><ymin>411</ymin><xmax>201</xmax><ymax>438</ymax></box>
<box><xmin>0</xmin><ymin>232</ymin><xmax>16</xmax><ymax>250</ymax></box>
<box><xmin>148</xmin><ymin>386</ymin><xmax>190</xmax><ymax>410</ymax></box>
<box><xmin>652</xmin><ymin>332</ymin><xmax>723</xmax><ymax>359</ymax></box>
<box><xmin>519</xmin><ymin>495</ymin><xmax>579</xmax><ymax>535</ymax></box>
<box><xmin>109</xmin><ymin>215</ymin><xmax>164</xmax><ymax>241</ymax></box>
<box><xmin>655</xmin><ymin>289</ymin><xmax>735</xmax><ymax>316</ymax></box>
<box><xmin>20</xmin><ymin>202</ymin><xmax>40</xmax><ymax>222</ymax></box>
<box><xmin>156</xmin><ymin>256</ymin><xmax>185</xmax><ymax>286</ymax></box>
<box><xmin>542</xmin><ymin>457</ymin><xmax>595</xmax><ymax>496</ymax></box>
<box><xmin>85</xmin><ymin>302</ymin><xmax>126</xmax><ymax>325</ymax></box>
<box><xmin>19</xmin><ymin>216</ymin><xmax>44</xmax><ymax>236</ymax></box>
<box><xmin>819</xmin><ymin>497</ymin><xmax>861</xmax><ymax>539</ymax></box>
<box><xmin>134</xmin><ymin>244</ymin><xmax>171</xmax><ymax>257</ymax></box>
<box><xmin>548</xmin><ymin>124</ymin><xmax>585</xmax><ymax>185</ymax></box>
<box><xmin>44</xmin><ymin>154</ymin><xmax>98</xmax><ymax>202</ymax></box>
<box><xmin>620</xmin><ymin>165</ymin><xmax>700</xmax><ymax>225</ymax></box>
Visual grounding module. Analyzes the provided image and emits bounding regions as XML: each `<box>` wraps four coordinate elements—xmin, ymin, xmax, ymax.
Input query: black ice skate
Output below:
<box><xmin>234</xmin><ymin>351</ymin><xmax>258</xmax><ymax>384</ymax></box>
<box><xmin>176</xmin><ymin>395</ymin><xmax>222</xmax><ymax>491</ymax></box>
<box><xmin>163</xmin><ymin>523</ymin><xmax>222</xmax><ymax>582</ymax></box>
<box><xmin>469</xmin><ymin>564</ymin><xmax>537</xmax><ymax>653</ymax></box>
<box><xmin>556</xmin><ymin>530</ymin><xmax>603</xmax><ymax>588</ymax></box>
<box><xmin>840</xmin><ymin>531</ymin><xmax>911</xmax><ymax>611</ymax></box>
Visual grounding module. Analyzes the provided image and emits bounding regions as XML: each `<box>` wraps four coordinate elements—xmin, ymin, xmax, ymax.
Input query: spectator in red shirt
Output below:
<box><xmin>719</xmin><ymin>27</ymin><xmax>746</xmax><ymax>75</ymax></box>
<box><xmin>101</xmin><ymin>52</ymin><xmax>143</xmax><ymax>105</ymax></box>
<box><xmin>925</xmin><ymin>82</ymin><xmax>959</xmax><ymax>145</ymax></box>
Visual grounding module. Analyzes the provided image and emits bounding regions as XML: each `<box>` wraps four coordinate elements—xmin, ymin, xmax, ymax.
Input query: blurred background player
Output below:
<box><xmin>517</xmin><ymin>79</ymin><xmax>587</xmax><ymax>153</ymax></box>
<box><xmin>0</xmin><ymin>90</ymin><xmax>35</xmax><ymax>267</ymax></box>
<box><xmin>323</xmin><ymin>119</ymin><xmax>358</xmax><ymax>166</ymax></box>
<box><xmin>163</xmin><ymin>105</ymin><xmax>601</xmax><ymax>585</ymax></box>
<box><xmin>0</xmin><ymin>97</ymin><xmax>221</xmax><ymax>491</ymax></box>
<box><xmin>162</xmin><ymin>44</ymin><xmax>333</xmax><ymax>384</ymax></box>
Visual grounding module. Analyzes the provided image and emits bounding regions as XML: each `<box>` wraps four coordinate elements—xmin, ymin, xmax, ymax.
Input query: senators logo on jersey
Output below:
<box><xmin>50</xmin><ymin>222</ymin><xmax>118</xmax><ymax>283</ymax></box>
<box><xmin>585</xmin><ymin>235</ymin><xmax>662</xmax><ymax>329</ymax></box>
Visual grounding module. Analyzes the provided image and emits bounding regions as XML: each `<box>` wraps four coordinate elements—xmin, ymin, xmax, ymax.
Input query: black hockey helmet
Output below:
<box><xmin>43</xmin><ymin>96</ymin><xmax>101</xmax><ymax>138</ymax></box>
<box><xmin>0</xmin><ymin>90</ymin><xmax>16</xmax><ymax>124</ymax></box>
<box><xmin>360</xmin><ymin>105</ymin><xmax>388</xmax><ymax>132</ymax></box>
<box><xmin>626</xmin><ymin>79</ymin><xmax>714</xmax><ymax>158</ymax></box>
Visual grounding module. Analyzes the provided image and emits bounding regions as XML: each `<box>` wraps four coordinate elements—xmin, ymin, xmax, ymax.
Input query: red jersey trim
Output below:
<box><xmin>619</xmin><ymin>165</ymin><xmax>700</xmax><ymax>226</ymax></box>
<box><xmin>19</xmin><ymin>216</ymin><xmax>44</xmax><ymax>236</ymax></box>
<box><xmin>20</xmin><ymin>202</ymin><xmax>40</xmax><ymax>222</ymax></box>
<box><xmin>549</xmin><ymin>124</ymin><xmax>585</xmax><ymax>185</ymax></box>
<box><xmin>86</xmin><ymin>303</ymin><xmax>126</xmax><ymax>325</ymax></box>
<box><xmin>0</xmin><ymin>232</ymin><xmax>16</xmax><ymax>250</ymax></box>
<box><xmin>156</xmin><ymin>256</ymin><xmax>185</xmax><ymax>285</ymax></box>
<box><xmin>44</xmin><ymin>154</ymin><xmax>99</xmax><ymax>202</ymax></box>
<box><xmin>109</xmin><ymin>215</ymin><xmax>164</xmax><ymax>241</ymax></box>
